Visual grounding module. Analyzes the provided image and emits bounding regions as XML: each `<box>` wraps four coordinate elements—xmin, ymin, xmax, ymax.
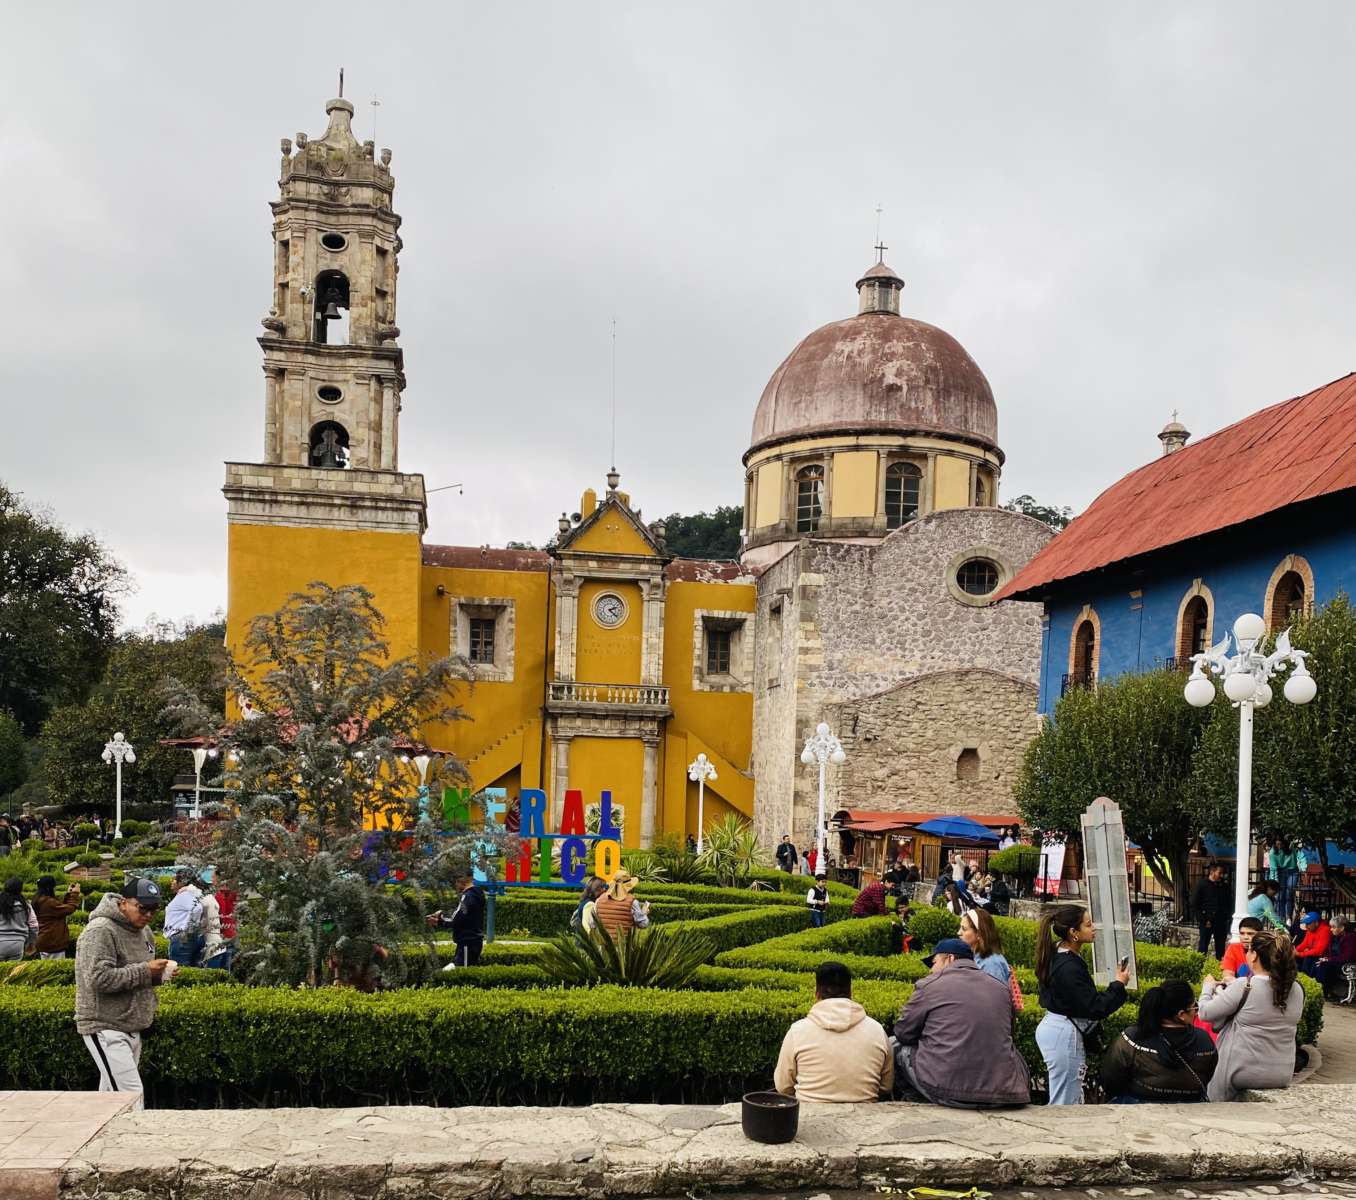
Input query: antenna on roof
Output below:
<box><xmin>610</xmin><ymin>316</ymin><xmax>617</xmax><ymax>473</ymax></box>
<box><xmin>338</xmin><ymin>68</ymin><xmax>345</xmax><ymax>98</ymax></box>
<box><xmin>370</xmin><ymin>95</ymin><xmax>381</xmax><ymax>142</ymax></box>
<box><xmin>875</xmin><ymin>203</ymin><xmax>884</xmax><ymax>260</ymax></box>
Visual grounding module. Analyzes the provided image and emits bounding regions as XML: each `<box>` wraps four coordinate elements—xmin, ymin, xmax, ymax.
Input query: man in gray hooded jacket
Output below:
<box><xmin>75</xmin><ymin>878</ymin><xmax>171</xmax><ymax>1105</ymax></box>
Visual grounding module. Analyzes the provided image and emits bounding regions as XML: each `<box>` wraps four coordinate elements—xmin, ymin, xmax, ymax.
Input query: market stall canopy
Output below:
<box><xmin>914</xmin><ymin>815</ymin><xmax>1002</xmax><ymax>843</ymax></box>
<box><xmin>835</xmin><ymin>810</ymin><xmax>1011</xmax><ymax>834</ymax></box>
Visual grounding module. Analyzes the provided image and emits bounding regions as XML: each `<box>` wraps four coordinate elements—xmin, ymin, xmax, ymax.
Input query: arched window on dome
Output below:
<box><xmin>795</xmin><ymin>464</ymin><xmax>824</xmax><ymax>533</ymax></box>
<box><xmin>884</xmin><ymin>462</ymin><xmax>921</xmax><ymax>529</ymax></box>
<box><xmin>1269</xmin><ymin>571</ymin><xmax>1306</xmax><ymax>632</ymax></box>
<box><xmin>974</xmin><ymin>474</ymin><xmax>989</xmax><ymax>507</ymax></box>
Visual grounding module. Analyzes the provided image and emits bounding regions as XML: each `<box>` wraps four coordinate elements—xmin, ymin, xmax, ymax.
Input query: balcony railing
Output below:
<box><xmin>1061</xmin><ymin>671</ymin><xmax>1095</xmax><ymax>696</ymax></box>
<box><xmin>548</xmin><ymin>681</ymin><xmax>670</xmax><ymax>708</ymax></box>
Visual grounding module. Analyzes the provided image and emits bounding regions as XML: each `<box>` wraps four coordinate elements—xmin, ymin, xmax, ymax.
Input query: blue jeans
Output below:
<box><xmin>809</xmin><ymin>909</ymin><xmax>826</xmax><ymax>928</ymax></box>
<box><xmin>169</xmin><ymin>933</ymin><xmax>204</xmax><ymax>966</ymax></box>
<box><xmin>1036</xmin><ymin>1013</ymin><xmax>1085</xmax><ymax>1105</ymax></box>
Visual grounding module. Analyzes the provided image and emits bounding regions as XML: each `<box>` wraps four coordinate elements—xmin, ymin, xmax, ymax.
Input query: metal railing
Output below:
<box><xmin>1061</xmin><ymin>671</ymin><xmax>1095</xmax><ymax>695</ymax></box>
<box><xmin>548</xmin><ymin>681</ymin><xmax>670</xmax><ymax>708</ymax></box>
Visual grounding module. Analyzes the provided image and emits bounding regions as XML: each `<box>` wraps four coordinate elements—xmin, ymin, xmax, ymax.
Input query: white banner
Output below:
<box><xmin>1036</xmin><ymin>839</ymin><xmax>1066</xmax><ymax>895</ymax></box>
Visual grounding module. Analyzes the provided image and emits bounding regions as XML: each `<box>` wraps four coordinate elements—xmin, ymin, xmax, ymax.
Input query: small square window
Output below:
<box><xmin>706</xmin><ymin>628</ymin><xmax>732</xmax><ymax>675</ymax></box>
<box><xmin>469</xmin><ymin>618</ymin><xmax>496</xmax><ymax>664</ymax></box>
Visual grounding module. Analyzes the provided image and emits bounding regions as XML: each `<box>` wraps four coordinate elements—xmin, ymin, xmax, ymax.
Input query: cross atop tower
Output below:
<box><xmin>874</xmin><ymin>240</ymin><xmax>888</xmax><ymax>263</ymax></box>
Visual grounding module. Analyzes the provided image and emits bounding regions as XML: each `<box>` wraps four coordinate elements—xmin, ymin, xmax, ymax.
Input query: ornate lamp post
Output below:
<box><xmin>1184</xmin><ymin>613</ymin><xmax>1316</xmax><ymax>935</ymax></box>
<box><xmin>100</xmin><ymin>732</ymin><xmax>136</xmax><ymax>840</ymax></box>
<box><xmin>687</xmin><ymin>752</ymin><xmax>717</xmax><ymax>854</ymax></box>
<box><xmin>800</xmin><ymin>722</ymin><xmax>846</xmax><ymax>865</ymax></box>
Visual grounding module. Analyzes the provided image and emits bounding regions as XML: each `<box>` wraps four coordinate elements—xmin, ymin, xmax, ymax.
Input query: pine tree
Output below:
<box><xmin>166</xmin><ymin>583</ymin><xmax>515</xmax><ymax>987</ymax></box>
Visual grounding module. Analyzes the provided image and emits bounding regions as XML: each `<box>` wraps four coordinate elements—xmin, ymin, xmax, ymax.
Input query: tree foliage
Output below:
<box><xmin>164</xmin><ymin>583</ymin><xmax>514</xmax><ymax>987</ymax></box>
<box><xmin>0</xmin><ymin>483</ymin><xmax>128</xmax><ymax>734</ymax></box>
<box><xmin>37</xmin><ymin>621</ymin><xmax>226</xmax><ymax>814</ymax></box>
<box><xmin>0</xmin><ymin>710</ymin><xmax>29</xmax><ymax>799</ymax></box>
<box><xmin>1015</xmin><ymin>668</ymin><xmax>1225</xmax><ymax>915</ymax></box>
<box><xmin>1002</xmin><ymin>493</ymin><xmax>1074</xmax><ymax>531</ymax></box>
<box><xmin>658</xmin><ymin>505</ymin><xmax>743</xmax><ymax>560</ymax></box>
<box><xmin>1191</xmin><ymin>595</ymin><xmax>1356</xmax><ymax>857</ymax></box>
<box><xmin>695</xmin><ymin>814</ymin><xmax>766</xmax><ymax>888</ymax></box>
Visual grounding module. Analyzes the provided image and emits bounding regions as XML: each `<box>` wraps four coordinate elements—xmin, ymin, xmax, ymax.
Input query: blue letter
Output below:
<box><xmin>520</xmin><ymin>788</ymin><xmax>547</xmax><ymax>839</ymax></box>
<box><xmin>598</xmin><ymin>790</ymin><xmax>622</xmax><ymax>840</ymax></box>
<box><xmin>560</xmin><ymin>837</ymin><xmax>588</xmax><ymax>886</ymax></box>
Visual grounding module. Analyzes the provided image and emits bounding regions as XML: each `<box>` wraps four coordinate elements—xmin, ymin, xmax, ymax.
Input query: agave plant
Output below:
<box><xmin>695</xmin><ymin>814</ymin><xmax>766</xmax><ymax>888</ymax></box>
<box><xmin>539</xmin><ymin>922</ymin><xmax>715</xmax><ymax>988</ymax></box>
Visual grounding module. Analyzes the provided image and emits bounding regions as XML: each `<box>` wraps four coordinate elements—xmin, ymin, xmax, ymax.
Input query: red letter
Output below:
<box><xmin>561</xmin><ymin>789</ymin><xmax>585</xmax><ymax>835</ymax></box>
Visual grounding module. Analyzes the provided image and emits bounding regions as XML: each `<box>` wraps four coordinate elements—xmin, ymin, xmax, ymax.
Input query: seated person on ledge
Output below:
<box><xmin>775</xmin><ymin>961</ymin><xmax>893</xmax><ymax>1103</ymax></box>
<box><xmin>1098</xmin><ymin>979</ymin><xmax>1218</xmax><ymax>1103</ymax></box>
<box><xmin>1221</xmin><ymin>917</ymin><xmax>1262</xmax><ymax>981</ymax></box>
<box><xmin>892</xmin><ymin>938</ymin><xmax>1030</xmax><ymax>1109</ymax></box>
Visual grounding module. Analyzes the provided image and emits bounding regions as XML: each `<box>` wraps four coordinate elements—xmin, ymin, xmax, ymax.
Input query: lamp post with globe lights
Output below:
<box><xmin>1183</xmin><ymin>612</ymin><xmax>1316</xmax><ymax>935</ymax></box>
<box><xmin>800</xmin><ymin>723</ymin><xmax>846</xmax><ymax>865</ymax></box>
<box><xmin>101</xmin><ymin>732</ymin><xmax>136</xmax><ymax>840</ymax></box>
<box><xmin>687</xmin><ymin>752</ymin><xmax>717</xmax><ymax>854</ymax></box>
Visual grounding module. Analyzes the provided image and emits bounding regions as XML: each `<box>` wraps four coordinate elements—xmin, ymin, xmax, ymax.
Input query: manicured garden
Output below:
<box><xmin>0</xmin><ymin>865</ymin><xmax>1324</xmax><ymax>1108</ymax></box>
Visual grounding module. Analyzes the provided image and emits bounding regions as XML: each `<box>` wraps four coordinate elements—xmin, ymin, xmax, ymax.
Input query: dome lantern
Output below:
<box><xmin>855</xmin><ymin>258</ymin><xmax>904</xmax><ymax>316</ymax></box>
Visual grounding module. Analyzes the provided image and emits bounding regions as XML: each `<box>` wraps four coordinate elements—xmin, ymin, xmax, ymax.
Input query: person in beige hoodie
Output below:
<box><xmin>774</xmin><ymin>961</ymin><xmax>893</xmax><ymax>1102</ymax></box>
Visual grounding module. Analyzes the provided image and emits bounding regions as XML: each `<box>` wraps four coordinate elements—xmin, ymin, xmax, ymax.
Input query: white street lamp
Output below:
<box><xmin>687</xmin><ymin>752</ymin><xmax>717</xmax><ymax>854</ymax></box>
<box><xmin>412</xmin><ymin>753</ymin><xmax>434</xmax><ymax>818</ymax></box>
<box><xmin>800</xmin><ymin>722</ymin><xmax>846</xmax><ymax>865</ymax></box>
<box><xmin>190</xmin><ymin>748</ymin><xmax>208</xmax><ymax>821</ymax></box>
<box><xmin>1183</xmin><ymin>614</ymin><xmax>1316</xmax><ymax>935</ymax></box>
<box><xmin>100</xmin><ymin>732</ymin><xmax>136</xmax><ymax>840</ymax></box>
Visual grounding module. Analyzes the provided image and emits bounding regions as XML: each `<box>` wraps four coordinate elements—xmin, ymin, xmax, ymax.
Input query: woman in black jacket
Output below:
<box><xmin>1098</xmin><ymin>980</ymin><xmax>1217</xmax><ymax>1103</ymax></box>
<box><xmin>1034</xmin><ymin>904</ymin><xmax>1130</xmax><ymax>1104</ymax></box>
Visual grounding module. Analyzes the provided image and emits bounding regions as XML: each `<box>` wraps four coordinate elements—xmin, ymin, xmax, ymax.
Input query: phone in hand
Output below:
<box><xmin>1118</xmin><ymin>955</ymin><xmax>1131</xmax><ymax>971</ymax></box>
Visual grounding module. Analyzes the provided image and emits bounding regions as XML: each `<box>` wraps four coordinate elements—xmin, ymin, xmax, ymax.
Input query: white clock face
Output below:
<box><xmin>593</xmin><ymin>592</ymin><xmax>627</xmax><ymax>628</ymax></box>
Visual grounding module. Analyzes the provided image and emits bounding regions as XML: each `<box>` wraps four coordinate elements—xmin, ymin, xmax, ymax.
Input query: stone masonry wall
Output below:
<box><xmin>750</xmin><ymin>546</ymin><xmax>801</xmax><ymax>849</ymax></box>
<box><xmin>825</xmin><ymin>668</ymin><xmax>1038</xmax><ymax>818</ymax></box>
<box><xmin>807</xmin><ymin>507</ymin><xmax>1051</xmax><ymax>698</ymax></box>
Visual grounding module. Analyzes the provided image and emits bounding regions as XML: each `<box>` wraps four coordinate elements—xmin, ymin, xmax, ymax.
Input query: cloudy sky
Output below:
<box><xmin>5</xmin><ymin>4</ymin><xmax>1354</xmax><ymax>629</ymax></box>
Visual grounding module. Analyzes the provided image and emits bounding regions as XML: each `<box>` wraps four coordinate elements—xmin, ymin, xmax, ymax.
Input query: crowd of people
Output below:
<box><xmin>775</xmin><ymin>899</ymin><xmax>1310</xmax><ymax>1109</ymax></box>
<box><xmin>0</xmin><ymin>811</ymin><xmax>125</xmax><ymax>854</ymax></box>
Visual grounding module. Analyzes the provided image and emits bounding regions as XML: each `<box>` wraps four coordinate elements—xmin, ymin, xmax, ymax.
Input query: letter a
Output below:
<box><xmin>561</xmin><ymin>788</ymin><xmax>585</xmax><ymax>835</ymax></box>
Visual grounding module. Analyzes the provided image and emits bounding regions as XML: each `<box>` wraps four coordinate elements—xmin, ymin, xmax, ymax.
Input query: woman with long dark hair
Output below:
<box><xmin>1198</xmin><ymin>928</ymin><xmax>1303</xmax><ymax>1100</ymax></box>
<box><xmin>1098</xmin><ymin>979</ymin><xmax>1218</xmax><ymax>1102</ymax></box>
<box><xmin>31</xmin><ymin>875</ymin><xmax>81</xmax><ymax>960</ymax></box>
<box><xmin>1034</xmin><ymin>904</ymin><xmax>1130</xmax><ymax>1104</ymax></box>
<box><xmin>0</xmin><ymin>877</ymin><xmax>36</xmax><ymax>961</ymax></box>
<box><xmin>1246</xmin><ymin>880</ymin><xmax>1286</xmax><ymax>930</ymax></box>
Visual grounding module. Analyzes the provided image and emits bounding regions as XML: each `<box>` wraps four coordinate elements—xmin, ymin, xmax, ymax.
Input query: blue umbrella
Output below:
<box><xmin>915</xmin><ymin>816</ymin><xmax>1001</xmax><ymax>843</ymax></box>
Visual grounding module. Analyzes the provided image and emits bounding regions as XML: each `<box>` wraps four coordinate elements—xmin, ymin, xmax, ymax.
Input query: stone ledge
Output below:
<box><xmin>54</xmin><ymin>1085</ymin><xmax>1356</xmax><ymax>1199</ymax></box>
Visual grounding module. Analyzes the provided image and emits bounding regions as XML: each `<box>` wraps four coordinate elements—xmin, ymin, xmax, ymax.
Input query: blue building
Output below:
<box><xmin>999</xmin><ymin>372</ymin><xmax>1356</xmax><ymax>715</ymax></box>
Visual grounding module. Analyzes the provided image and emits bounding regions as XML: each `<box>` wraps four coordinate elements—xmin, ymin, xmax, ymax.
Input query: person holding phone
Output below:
<box><xmin>1034</xmin><ymin>904</ymin><xmax>1131</xmax><ymax>1105</ymax></box>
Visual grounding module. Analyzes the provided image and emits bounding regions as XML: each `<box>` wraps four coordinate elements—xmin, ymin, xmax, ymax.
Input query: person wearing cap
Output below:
<box><xmin>31</xmin><ymin>875</ymin><xmax>81</xmax><ymax>960</ymax></box>
<box><xmin>775</xmin><ymin>960</ymin><xmax>893</xmax><ymax>1103</ymax></box>
<box><xmin>891</xmin><ymin>938</ymin><xmax>1030</xmax><ymax>1108</ymax></box>
<box><xmin>427</xmin><ymin>872</ymin><xmax>487</xmax><ymax>967</ymax></box>
<box><xmin>806</xmin><ymin>873</ymin><xmax>830</xmax><ymax>928</ymax></box>
<box><xmin>162</xmin><ymin>869</ymin><xmax>205</xmax><ymax>967</ymax></box>
<box><xmin>75</xmin><ymin>878</ymin><xmax>172</xmax><ymax>1104</ymax></box>
<box><xmin>1294</xmin><ymin>911</ymin><xmax>1332</xmax><ymax>976</ymax></box>
<box><xmin>590</xmin><ymin>871</ymin><xmax>650</xmax><ymax>939</ymax></box>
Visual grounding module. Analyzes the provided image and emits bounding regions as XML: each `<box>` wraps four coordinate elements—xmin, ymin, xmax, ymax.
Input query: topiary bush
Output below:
<box><xmin>75</xmin><ymin>853</ymin><xmax>103</xmax><ymax>869</ymax></box>
<box><xmin>72</xmin><ymin>823</ymin><xmax>100</xmax><ymax>841</ymax></box>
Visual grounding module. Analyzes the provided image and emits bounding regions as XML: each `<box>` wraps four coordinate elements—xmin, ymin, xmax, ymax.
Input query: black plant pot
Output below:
<box><xmin>741</xmin><ymin>1090</ymin><xmax>799</xmax><ymax>1143</ymax></box>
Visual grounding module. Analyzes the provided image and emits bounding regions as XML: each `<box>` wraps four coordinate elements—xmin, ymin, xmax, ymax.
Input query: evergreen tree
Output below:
<box><xmin>1014</xmin><ymin>668</ymin><xmax>1225</xmax><ymax>916</ymax></box>
<box><xmin>165</xmin><ymin>583</ymin><xmax>514</xmax><ymax>987</ymax></box>
<box><xmin>1191</xmin><ymin>595</ymin><xmax>1356</xmax><ymax>860</ymax></box>
<box><xmin>0</xmin><ymin>710</ymin><xmax>28</xmax><ymax>799</ymax></box>
<box><xmin>658</xmin><ymin>505</ymin><xmax>743</xmax><ymax>560</ymax></box>
<box><xmin>1001</xmin><ymin>494</ymin><xmax>1074</xmax><ymax>531</ymax></box>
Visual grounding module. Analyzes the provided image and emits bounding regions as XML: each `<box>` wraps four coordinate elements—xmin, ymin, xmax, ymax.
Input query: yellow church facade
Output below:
<box><xmin>224</xmin><ymin>96</ymin><xmax>753</xmax><ymax>847</ymax></box>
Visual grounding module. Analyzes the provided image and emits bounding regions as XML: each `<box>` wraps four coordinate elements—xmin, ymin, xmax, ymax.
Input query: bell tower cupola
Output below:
<box><xmin>225</xmin><ymin>91</ymin><xmax>425</xmax><ymax>539</ymax></box>
<box><xmin>259</xmin><ymin>94</ymin><xmax>405</xmax><ymax>472</ymax></box>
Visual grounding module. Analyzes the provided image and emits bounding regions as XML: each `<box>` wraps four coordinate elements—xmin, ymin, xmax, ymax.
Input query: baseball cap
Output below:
<box><xmin>1300</xmin><ymin>911</ymin><xmax>1320</xmax><ymax>926</ymax></box>
<box><xmin>922</xmin><ymin>937</ymin><xmax>975</xmax><ymax>968</ymax></box>
<box><xmin>120</xmin><ymin>878</ymin><xmax>162</xmax><ymax>908</ymax></box>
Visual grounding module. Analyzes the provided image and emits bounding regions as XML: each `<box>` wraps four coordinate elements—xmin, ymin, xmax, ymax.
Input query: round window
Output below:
<box><xmin>321</xmin><ymin>232</ymin><xmax>347</xmax><ymax>252</ymax></box>
<box><xmin>956</xmin><ymin>559</ymin><xmax>1000</xmax><ymax>596</ymax></box>
<box><xmin>317</xmin><ymin>385</ymin><xmax>343</xmax><ymax>404</ymax></box>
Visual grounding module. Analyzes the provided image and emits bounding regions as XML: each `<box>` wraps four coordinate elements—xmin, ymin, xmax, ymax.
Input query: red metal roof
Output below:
<box><xmin>997</xmin><ymin>372</ymin><xmax>1356</xmax><ymax>601</ymax></box>
<box><xmin>423</xmin><ymin>545</ymin><xmax>550</xmax><ymax>571</ymax></box>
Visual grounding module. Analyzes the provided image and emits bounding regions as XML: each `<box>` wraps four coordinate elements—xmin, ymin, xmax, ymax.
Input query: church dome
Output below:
<box><xmin>747</xmin><ymin>261</ymin><xmax>999</xmax><ymax>459</ymax></box>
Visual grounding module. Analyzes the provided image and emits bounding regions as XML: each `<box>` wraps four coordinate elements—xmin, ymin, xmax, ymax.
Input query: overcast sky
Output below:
<box><xmin>5</xmin><ymin>4</ymin><xmax>1354</xmax><ymax>630</ymax></box>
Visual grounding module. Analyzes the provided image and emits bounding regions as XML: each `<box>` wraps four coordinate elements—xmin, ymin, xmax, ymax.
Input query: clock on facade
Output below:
<box><xmin>592</xmin><ymin>592</ymin><xmax>627</xmax><ymax>628</ymax></box>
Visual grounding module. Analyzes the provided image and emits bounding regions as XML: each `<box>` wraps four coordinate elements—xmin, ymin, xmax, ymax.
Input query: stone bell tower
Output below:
<box><xmin>223</xmin><ymin>92</ymin><xmax>426</xmax><ymax>677</ymax></box>
<box><xmin>224</xmin><ymin>91</ymin><xmax>425</xmax><ymax>535</ymax></box>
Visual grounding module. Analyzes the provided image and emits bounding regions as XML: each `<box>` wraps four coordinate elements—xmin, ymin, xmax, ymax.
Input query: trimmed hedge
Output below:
<box><xmin>0</xmin><ymin>961</ymin><xmax>231</xmax><ymax>988</ymax></box>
